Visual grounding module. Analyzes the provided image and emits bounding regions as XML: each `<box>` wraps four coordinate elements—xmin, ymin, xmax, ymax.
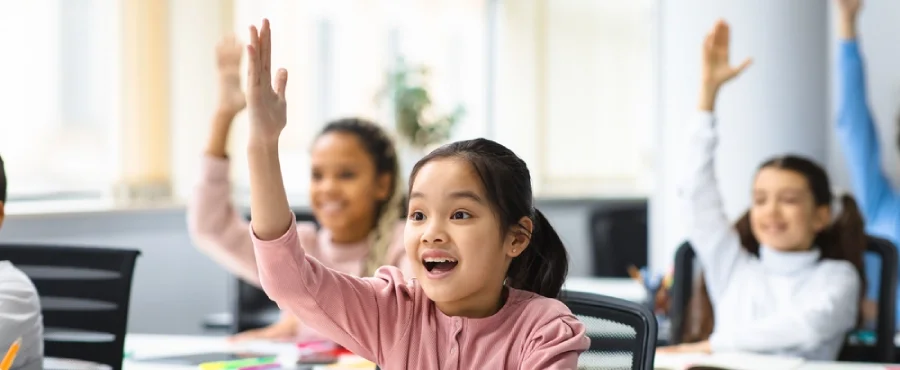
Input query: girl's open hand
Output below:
<box><xmin>216</xmin><ymin>35</ymin><xmax>246</xmax><ymax>115</ymax></box>
<box><xmin>701</xmin><ymin>20</ymin><xmax>752</xmax><ymax>92</ymax></box>
<box><xmin>246</xmin><ymin>19</ymin><xmax>289</xmax><ymax>145</ymax></box>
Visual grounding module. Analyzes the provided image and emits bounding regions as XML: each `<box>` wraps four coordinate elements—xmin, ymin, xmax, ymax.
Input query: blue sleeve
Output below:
<box><xmin>835</xmin><ymin>40</ymin><xmax>900</xmax><ymax>224</ymax></box>
<box><xmin>835</xmin><ymin>40</ymin><xmax>900</xmax><ymax>303</ymax></box>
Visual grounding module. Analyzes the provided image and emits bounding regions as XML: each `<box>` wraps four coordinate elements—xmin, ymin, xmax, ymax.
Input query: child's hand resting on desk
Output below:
<box><xmin>657</xmin><ymin>340</ymin><xmax>712</xmax><ymax>354</ymax></box>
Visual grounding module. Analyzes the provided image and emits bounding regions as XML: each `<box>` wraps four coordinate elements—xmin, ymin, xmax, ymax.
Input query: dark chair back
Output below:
<box><xmin>561</xmin><ymin>290</ymin><xmax>657</xmax><ymax>370</ymax></box>
<box><xmin>233</xmin><ymin>210</ymin><xmax>318</xmax><ymax>333</ymax></box>
<box><xmin>667</xmin><ymin>241</ymin><xmax>696</xmax><ymax>345</ymax></box>
<box><xmin>670</xmin><ymin>237</ymin><xmax>898</xmax><ymax>363</ymax></box>
<box><xmin>839</xmin><ymin>236</ymin><xmax>897</xmax><ymax>363</ymax></box>
<box><xmin>0</xmin><ymin>244</ymin><xmax>140</xmax><ymax>370</ymax></box>
<box><xmin>588</xmin><ymin>200</ymin><xmax>648</xmax><ymax>278</ymax></box>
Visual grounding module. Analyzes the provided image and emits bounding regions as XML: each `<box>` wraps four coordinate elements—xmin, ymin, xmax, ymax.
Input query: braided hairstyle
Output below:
<box><xmin>318</xmin><ymin>118</ymin><xmax>403</xmax><ymax>276</ymax></box>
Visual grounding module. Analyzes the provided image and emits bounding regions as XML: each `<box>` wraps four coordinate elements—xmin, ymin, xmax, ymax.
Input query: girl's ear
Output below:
<box><xmin>375</xmin><ymin>172</ymin><xmax>392</xmax><ymax>201</ymax></box>
<box><xmin>812</xmin><ymin>204</ymin><xmax>831</xmax><ymax>233</ymax></box>
<box><xmin>507</xmin><ymin>216</ymin><xmax>533</xmax><ymax>257</ymax></box>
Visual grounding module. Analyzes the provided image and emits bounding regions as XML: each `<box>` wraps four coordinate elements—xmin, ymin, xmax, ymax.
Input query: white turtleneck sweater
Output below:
<box><xmin>677</xmin><ymin>112</ymin><xmax>861</xmax><ymax>361</ymax></box>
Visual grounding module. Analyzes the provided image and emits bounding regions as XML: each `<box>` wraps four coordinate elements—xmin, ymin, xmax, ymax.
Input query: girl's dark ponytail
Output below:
<box><xmin>821</xmin><ymin>194</ymin><xmax>867</xmax><ymax>297</ymax></box>
<box><xmin>507</xmin><ymin>208</ymin><xmax>569</xmax><ymax>299</ymax></box>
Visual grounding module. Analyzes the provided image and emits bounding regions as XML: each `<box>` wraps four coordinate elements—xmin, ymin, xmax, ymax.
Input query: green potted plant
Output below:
<box><xmin>378</xmin><ymin>57</ymin><xmax>466</xmax><ymax>151</ymax></box>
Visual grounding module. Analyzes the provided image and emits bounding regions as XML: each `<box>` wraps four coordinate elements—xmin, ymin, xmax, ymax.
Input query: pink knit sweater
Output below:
<box><xmin>251</xmin><ymin>217</ymin><xmax>590</xmax><ymax>369</ymax></box>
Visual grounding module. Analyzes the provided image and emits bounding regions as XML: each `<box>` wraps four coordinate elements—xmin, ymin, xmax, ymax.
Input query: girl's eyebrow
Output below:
<box><xmin>409</xmin><ymin>190</ymin><xmax>484</xmax><ymax>204</ymax></box>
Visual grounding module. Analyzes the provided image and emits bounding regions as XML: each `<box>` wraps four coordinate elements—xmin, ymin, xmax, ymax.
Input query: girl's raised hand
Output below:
<box><xmin>700</xmin><ymin>20</ymin><xmax>752</xmax><ymax>92</ymax></box>
<box><xmin>215</xmin><ymin>35</ymin><xmax>247</xmax><ymax>115</ymax></box>
<box><xmin>246</xmin><ymin>19</ymin><xmax>289</xmax><ymax>145</ymax></box>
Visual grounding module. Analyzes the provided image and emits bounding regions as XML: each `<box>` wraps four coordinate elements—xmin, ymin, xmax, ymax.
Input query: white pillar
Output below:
<box><xmin>650</xmin><ymin>0</ymin><xmax>831</xmax><ymax>271</ymax></box>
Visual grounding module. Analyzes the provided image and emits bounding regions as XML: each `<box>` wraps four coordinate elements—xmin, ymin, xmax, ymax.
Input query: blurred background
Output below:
<box><xmin>0</xmin><ymin>0</ymin><xmax>898</xmax><ymax>336</ymax></box>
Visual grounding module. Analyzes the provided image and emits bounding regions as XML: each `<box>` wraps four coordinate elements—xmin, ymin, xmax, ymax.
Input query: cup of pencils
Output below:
<box><xmin>627</xmin><ymin>265</ymin><xmax>673</xmax><ymax>315</ymax></box>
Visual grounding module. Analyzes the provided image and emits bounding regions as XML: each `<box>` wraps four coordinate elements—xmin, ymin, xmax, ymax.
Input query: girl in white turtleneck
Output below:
<box><xmin>658</xmin><ymin>20</ymin><xmax>867</xmax><ymax>361</ymax></box>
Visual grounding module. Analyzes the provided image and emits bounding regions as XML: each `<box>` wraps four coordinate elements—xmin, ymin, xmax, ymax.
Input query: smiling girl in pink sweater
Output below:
<box><xmin>187</xmin><ymin>35</ymin><xmax>410</xmax><ymax>342</ymax></box>
<box><xmin>241</xmin><ymin>19</ymin><xmax>589</xmax><ymax>370</ymax></box>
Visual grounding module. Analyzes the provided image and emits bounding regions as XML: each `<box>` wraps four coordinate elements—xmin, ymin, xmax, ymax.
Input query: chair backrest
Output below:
<box><xmin>233</xmin><ymin>210</ymin><xmax>318</xmax><ymax>333</ymax></box>
<box><xmin>587</xmin><ymin>200</ymin><xmax>648</xmax><ymax>278</ymax></box>
<box><xmin>560</xmin><ymin>290</ymin><xmax>657</xmax><ymax>370</ymax></box>
<box><xmin>839</xmin><ymin>236</ymin><xmax>897</xmax><ymax>363</ymax></box>
<box><xmin>0</xmin><ymin>244</ymin><xmax>140</xmax><ymax>370</ymax></box>
<box><xmin>667</xmin><ymin>241</ymin><xmax>696</xmax><ymax>345</ymax></box>
<box><xmin>669</xmin><ymin>237</ymin><xmax>898</xmax><ymax>363</ymax></box>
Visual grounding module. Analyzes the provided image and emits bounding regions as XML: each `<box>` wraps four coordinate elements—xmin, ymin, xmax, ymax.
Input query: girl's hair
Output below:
<box><xmin>0</xmin><ymin>155</ymin><xmax>6</xmax><ymax>203</ymax></box>
<box><xmin>682</xmin><ymin>155</ymin><xmax>868</xmax><ymax>342</ymax></box>
<box><xmin>409</xmin><ymin>138</ymin><xmax>569</xmax><ymax>298</ymax></box>
<box><xmin>318</xmin><ymin>118</ymin><xmax>403</xmax><ymax>276</ymax></box>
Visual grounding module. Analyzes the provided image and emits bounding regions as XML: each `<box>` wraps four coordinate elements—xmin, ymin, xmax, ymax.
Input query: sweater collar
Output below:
<box><xmin>758</xmin><ymin>244</ymin><xmax>820</xmax><ymax>275</ymax></box>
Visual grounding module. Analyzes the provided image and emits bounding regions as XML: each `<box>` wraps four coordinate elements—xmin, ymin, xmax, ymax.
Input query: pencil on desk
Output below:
<box><xmin>0</xmin><ymin>337</ymin><xmax>21</xmax><ymax>370</ymax></box>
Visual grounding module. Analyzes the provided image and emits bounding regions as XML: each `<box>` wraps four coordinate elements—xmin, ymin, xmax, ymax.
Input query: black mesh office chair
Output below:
<box><xmin>0</xmin><ymin>244</ymin><xmax>140</xmax><ymax>370</ymax></box>
<box><xmin>670</xmin><ymin>237</ymin><xmax>898</xmax><ymax>363</ymax></box>
<box><xmin>588</xmin><ymin>200</ymin><xmax>648</xmax><ymax>278</ymax></box>
<box><xmin>560</xmin><ymin>290</ymin><xmax>657</xmax><ymax>370</ymax></box>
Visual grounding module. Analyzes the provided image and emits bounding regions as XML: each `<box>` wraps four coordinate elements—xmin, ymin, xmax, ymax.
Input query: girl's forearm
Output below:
<box><xmin>247</xmin><ymin>138</ymin><xmax>293</xmax><ymax>241</ymax></box>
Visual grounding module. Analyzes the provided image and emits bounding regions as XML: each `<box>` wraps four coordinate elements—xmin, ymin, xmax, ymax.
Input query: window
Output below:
<box><xmin>0</xmin><ymin>0</ymin><xmax>121</xmax><ymax>203</ymax></box>
<box><xmin>492</xmin><ymin>0</ymin><xmax>657</xmax><ymax>197</ymax></box>
<box><xmin>225</xmin><ymin>0</ymin><xmax>489</xmax><ymax>202</ymax></box>
<box><xmin>171</xmin><ymin>0</ymin><xmax>657</xmax><ymax>205</ymax></box>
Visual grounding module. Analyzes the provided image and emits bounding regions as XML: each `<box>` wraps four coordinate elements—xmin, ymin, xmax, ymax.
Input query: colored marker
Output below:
<box><xmin>0</xmin><ymin>338</ymin><xmax>22</xmax><ymax>370</ymax></box>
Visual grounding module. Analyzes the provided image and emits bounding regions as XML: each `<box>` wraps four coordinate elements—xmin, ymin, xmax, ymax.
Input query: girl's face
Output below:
<box><xmin>405</xmin><ymin>158</ymin><xmax>527</xmax><ymax>317</ymax></box>
<box><xmin>750</xmin><ymin>167</ymin><xmax>830</xmax><ymax>252</ymax></box>
<box><xmin>309</xmin><ymin>132</ymin><xmax>391</xmax><ymax>242</ymax></box>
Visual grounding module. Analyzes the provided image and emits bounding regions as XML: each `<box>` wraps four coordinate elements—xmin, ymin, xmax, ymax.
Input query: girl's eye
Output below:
<box><xmin>409</xmin><ymin>211</ymin><xmax>425</xmax><ymax>221</ymax></box>
<box><xmin>451</xmin><ymin>211</ymin><xmax>471</xmax><ymax>220</ymax></box>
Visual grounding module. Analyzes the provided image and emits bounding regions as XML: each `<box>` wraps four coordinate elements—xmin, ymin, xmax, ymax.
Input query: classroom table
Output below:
<box><xmin>41</xmin><ymin>333</ymin><xmax>900</xmax><ymax>370</ymax></box>
<box><xmin>562</xmin><ymin>276</ymin><xmax>648</xmax><ymax>303</ymax></box>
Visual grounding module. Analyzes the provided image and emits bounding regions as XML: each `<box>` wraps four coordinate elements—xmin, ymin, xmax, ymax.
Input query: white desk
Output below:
<box><xmin>562</xmin><ymin>276</ymin><xmax>647</xmax><ymax>303</ymax></box>
<box><xmin>654</xmin><ymin>352</ymin><xmax>899</xmax><ymax>370</ymax></box>
<box><xmin>46</xmin><ymin>333</ymin><xmax>898</xmax><ymax>370</ymax></box>
<box><xmin>44</xmin><ymin>334</ymin><xmax>375</xmax><ymax>370</ymax></box>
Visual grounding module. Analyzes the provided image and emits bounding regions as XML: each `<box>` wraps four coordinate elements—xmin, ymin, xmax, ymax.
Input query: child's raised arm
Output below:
<box><xmin>244</xmin><ymin>19</ymin><xmax>293</xmax><ymax>241</ymax></box>
<box><xmin>677</xmin><ymin>20</ymin><xmax>753</xmax><ymax>303</ymax></box>
<box><xmin>243</xmin><ymin>19</ymin><xmax>414</xmax><ymax>363</ymax></box>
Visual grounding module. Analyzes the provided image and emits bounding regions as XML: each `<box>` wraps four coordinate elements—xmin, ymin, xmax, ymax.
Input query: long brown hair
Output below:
<box><xmin>682</xmin><ymin>155</ymin><xmax>868</xmax><ymax>343</ymax></box>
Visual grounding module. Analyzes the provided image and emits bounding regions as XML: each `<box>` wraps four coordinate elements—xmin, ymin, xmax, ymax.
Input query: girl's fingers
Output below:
<box><xmin>259</xmin><ymin>19</ymin><xmax>272</xmax><ymax>85</ymax></box>
<box><xmin>247</xmin><ymin>25</ymin><xmax>260</xmax><ymax>86</ymax></box>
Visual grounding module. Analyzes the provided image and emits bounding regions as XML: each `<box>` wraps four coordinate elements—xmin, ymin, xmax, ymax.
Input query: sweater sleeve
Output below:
<box><xmin>186</xmin><ymin>156</ymin><xmax>262</xmax><ymax>286</ymax></box>
<box><xmin>0</xmin><ymin>263</ymin><xmax>43</xmax><ymax>370</ymax></box>
<box><xmin>835</xmin><ymin>40</ymin><xmax>900</xmax><ymax>228</ymax></box>
<box><xmin>251</xmin><ymin>217</ymin><xmax>415</xmax><ymax>365</ymax></box>
<box><xmin>520</xmin><ymin>315</ymin><xmax>590</xmax><ymax>370</ymax></box>
<box><xmin>676</xmin><ymin>112</ymin><xmax>751</xmax><ymax>303</ymax></box>
<box><xmin>708</xmin><ymin>262</ymin><xmax>861</xmax><ymax>354</ymax></box>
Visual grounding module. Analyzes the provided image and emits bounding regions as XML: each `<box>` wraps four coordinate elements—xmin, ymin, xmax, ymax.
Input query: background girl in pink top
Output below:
<box><xmin>187</xmin><ymin>34</ymin><xmax>409</xmax><ymax>343</ymax></box>
<box><xmin>242</xmin><ymin>19</ymin><xmax>589</xmax><ymax>369</ymax></box>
